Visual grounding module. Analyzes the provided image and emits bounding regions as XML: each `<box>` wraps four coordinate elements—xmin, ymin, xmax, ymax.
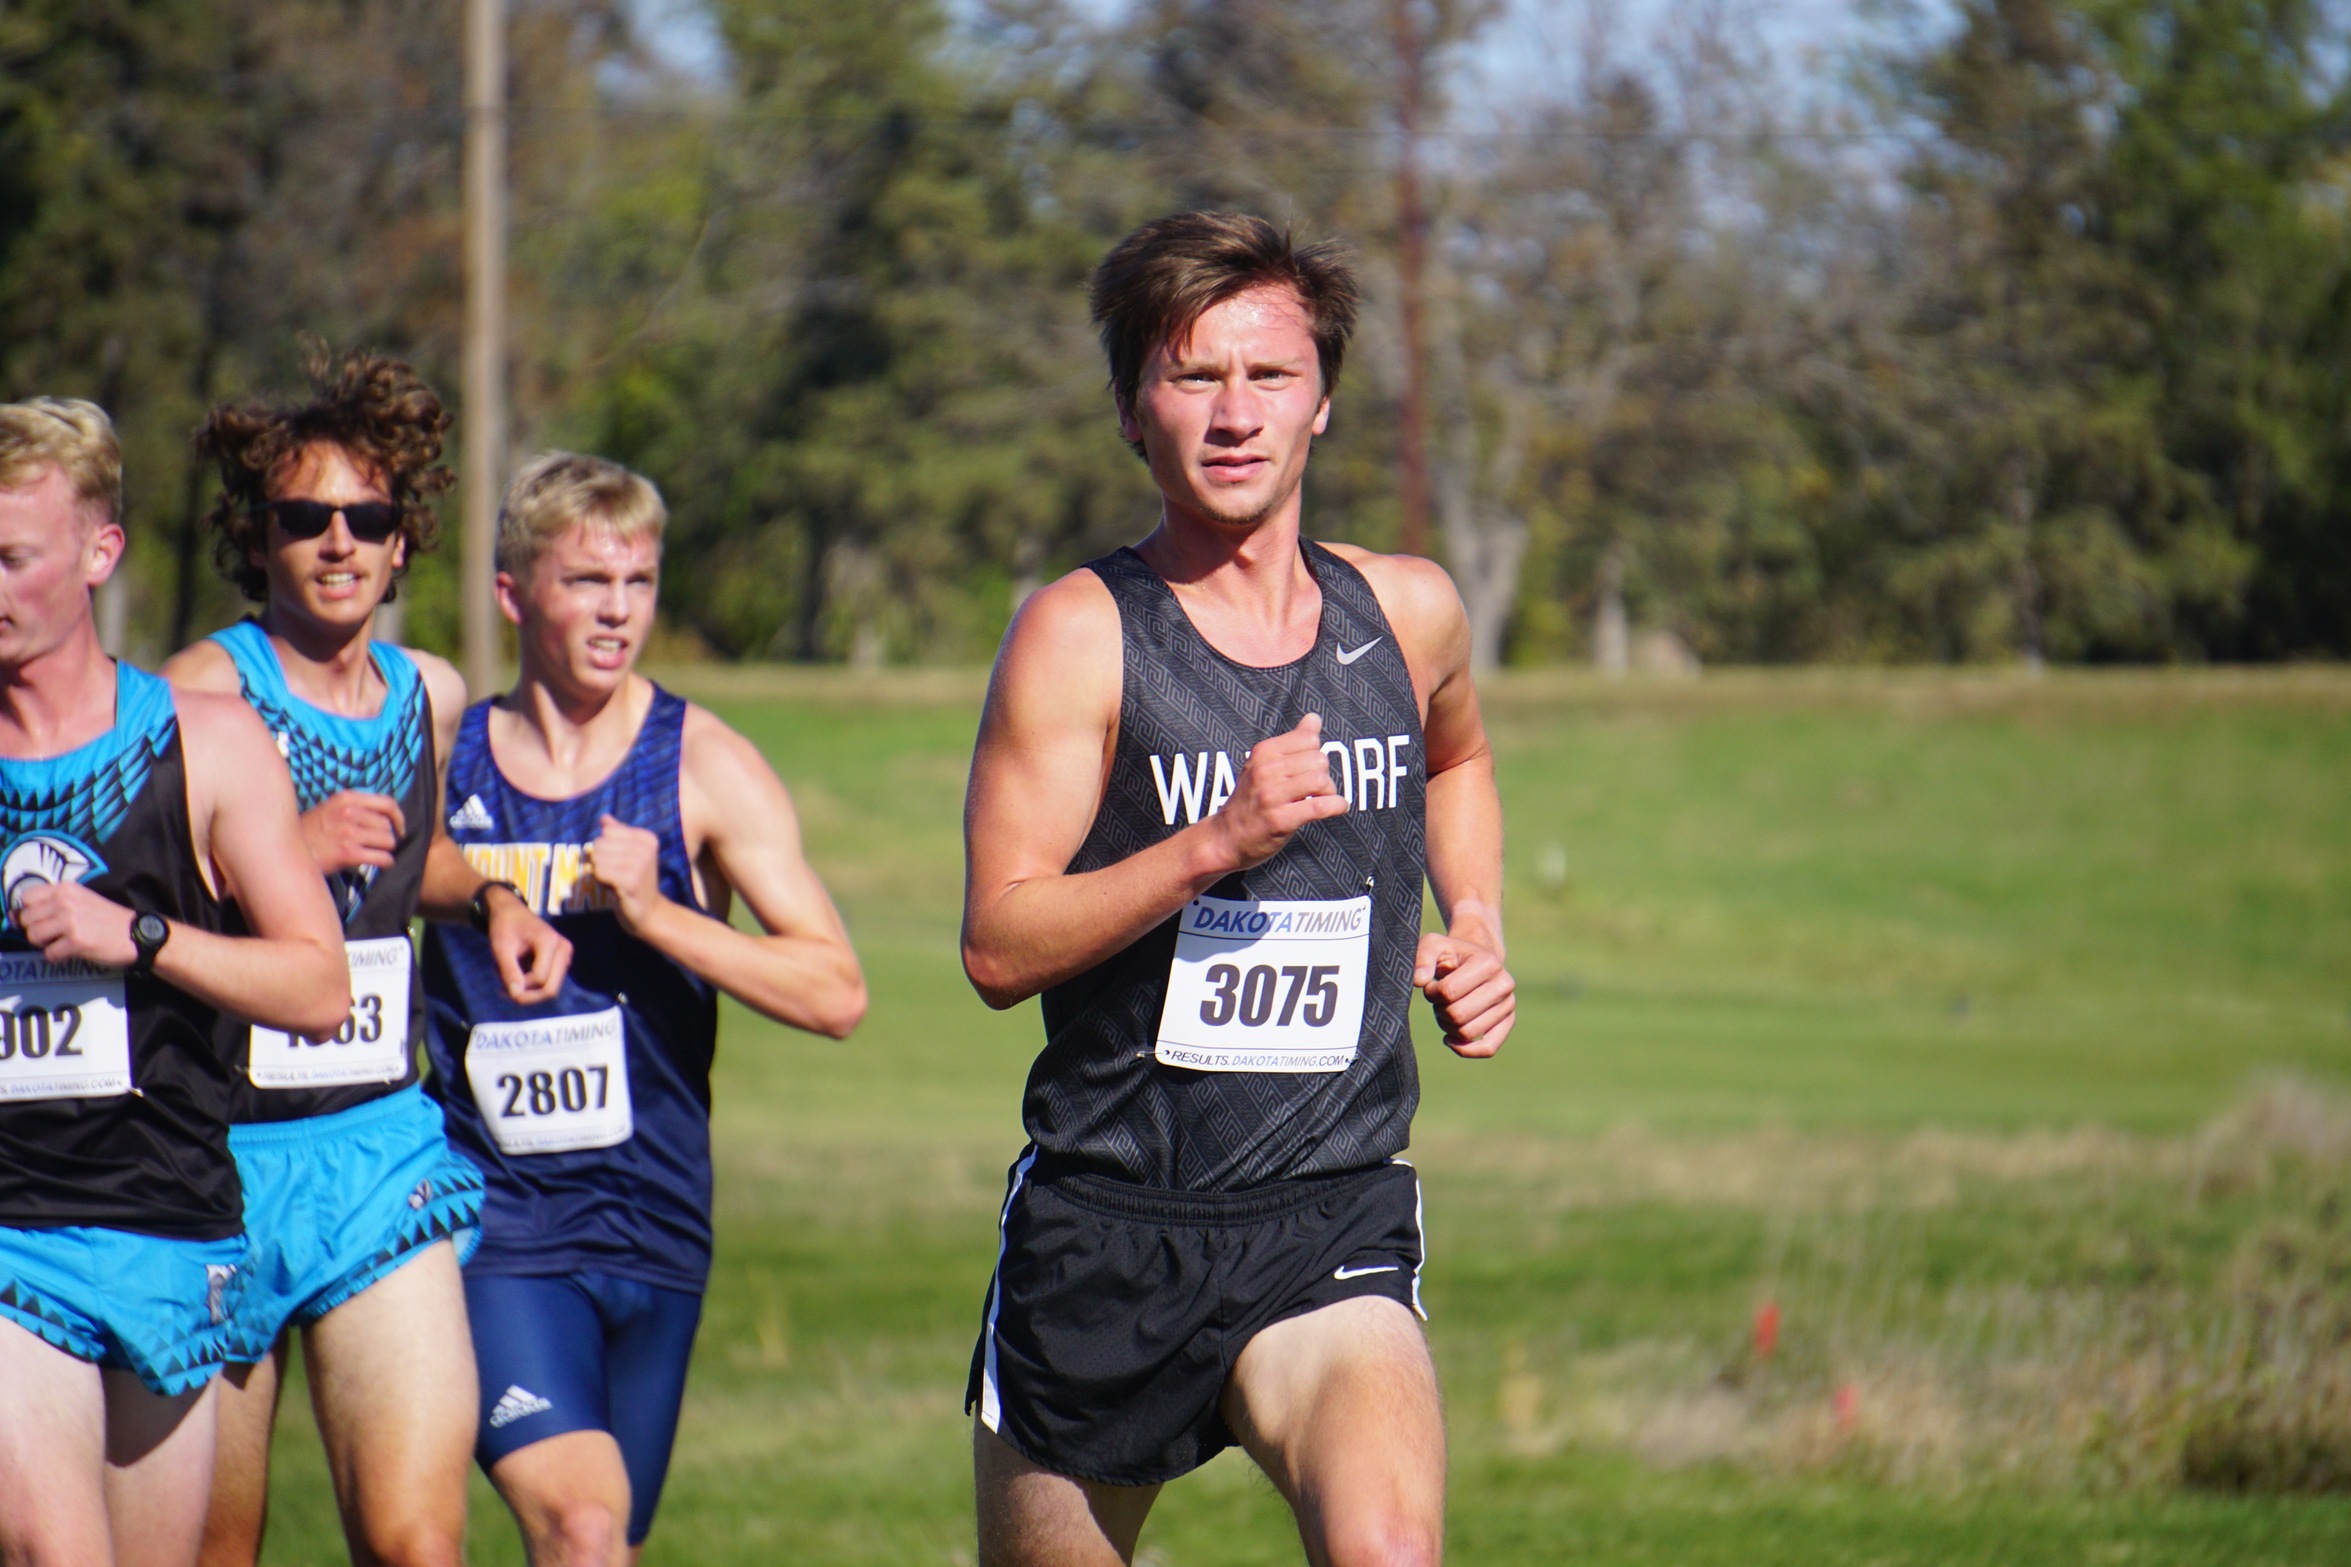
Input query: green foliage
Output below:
<box><xmin>0</xmin><ymin>0</ymin><xmax>2346</xmax><ymax>664</ymax></box>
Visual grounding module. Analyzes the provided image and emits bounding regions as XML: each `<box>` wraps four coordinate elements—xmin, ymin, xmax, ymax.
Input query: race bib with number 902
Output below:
<box><xmin>1153</xmin><ymin>895</ymin><xmax>1371</xmax><ymax>1073</ymax></box>
<box><xmin>0</xmin><ymin>951</ymin><xmax>131</xmax><ymax>1101</ymax></box>
<box><xmin>463</xmin><ymin>1007</ymin><xmax>633</xmax><ymax>1155</ymax></box>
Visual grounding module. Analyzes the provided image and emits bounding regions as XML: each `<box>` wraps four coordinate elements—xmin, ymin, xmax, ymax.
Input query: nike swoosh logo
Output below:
<box><xmin>1333</xmin><ymin>1262</ymin><xmax>1400</xmax><ymax>1280</ymax></box>
<box><xmin>1335</xmin><ymin>638</ymin><xmax>1383</xmax><ymax>665</ymax></box>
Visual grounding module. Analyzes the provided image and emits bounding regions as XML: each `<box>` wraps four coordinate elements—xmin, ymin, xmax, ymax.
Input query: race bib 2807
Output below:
<box><xmin>464</xmin><ymin>1008</ymin><xmax>633</xmax><ymax>1155</ymax></box>
<box><xmin>1154</xmin><ymin>895</ymin><xmax>1370</xmax><ymax>1074</ymax></box>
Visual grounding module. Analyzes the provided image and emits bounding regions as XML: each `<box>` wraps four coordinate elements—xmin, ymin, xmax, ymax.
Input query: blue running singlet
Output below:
<box><xmin>0</xmin><ymin>664</ymin><xmax>237</xmax><ymax>1238</ymax></box>
<box><xmin>207</xmin><ymin>620</ymin><xmax>434</xmax><ymax>1123</ymax></box>
<box><xmin>422</xmin><ymin>687</ymin><xmax>719</xmax><ymax>1292</ymax></box>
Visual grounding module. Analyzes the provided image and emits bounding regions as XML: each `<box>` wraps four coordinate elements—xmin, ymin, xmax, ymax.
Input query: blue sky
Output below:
<box><xmin>631</xmin><ymin>0</ymin><xmax>1900</xmax><ymax>106</ymax></box>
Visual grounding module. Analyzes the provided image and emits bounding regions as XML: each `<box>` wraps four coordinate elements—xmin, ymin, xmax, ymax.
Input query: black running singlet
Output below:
<box><xmin>209</xmin><ymin>620</ymin><xmax>434</xmax><ymax>1123</ymax></box>
<box><xmin>0</xmin><ymin>664</ymin><xmax>238</xmax><ymax>1239</ymax></box>
<box><xmin>1028</xmin><ymin>542</ymin><xmax>1428</xmax><ymax>1190</ymax></box>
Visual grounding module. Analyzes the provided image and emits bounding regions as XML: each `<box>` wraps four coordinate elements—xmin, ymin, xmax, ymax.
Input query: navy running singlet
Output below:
<box><xmin>422</xmin><ymin>687</ymin><xmax>719</xmax><ymax>1293</ymax></box>
<box><xmin>209</xmin><ymin>621</ymin><xmax>433</xmax><ymax>1123</ymax></box>
<box><xmin>0</xmin><ymin>664</ymin><xmax>237</xmax><ymax>1239</ymax></box>
<box><xmin>1029</xmin><ymin>542</ymin><xmax>1429</xmax><ymax>1191</ymax></box>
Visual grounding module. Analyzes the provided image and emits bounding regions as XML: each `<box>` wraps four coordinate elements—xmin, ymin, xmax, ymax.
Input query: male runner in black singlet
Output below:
<box><xmin>0</xmin><ymin>399</ymin><xmax>350</xmax><ymax>1567</ymax></box>
<box><xmin>962</xmin><ymin>213</ymin><xmax>1516</xmax><ymax>1567</ymax></box>
<box><xmin>164</xmin><ymin>350</ymin><xmax>572</xmax><ymax>1567</ymax></box>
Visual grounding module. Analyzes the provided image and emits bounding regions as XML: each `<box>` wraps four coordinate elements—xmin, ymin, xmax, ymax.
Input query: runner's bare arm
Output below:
<box><xmin>162</xmin><ymin>637</ymin><xmax>404</xmax><ymax>875</ymax></box>
<box><xmin>960</xmin><ymin>569</ymin><xmax>1351</xmax><ymax>1010</ymax></box>
<box><xmin>15</xmin><ymin>690</ymin><xmax>349</xmax><ymax>1037</ymax></box>
<box><xmin>588</xmin><ymin>707</ymin><xmax>864</xmax><ymax>1037</ymax></box>
<box><xmin>410</xmin><ymin>651</ymin><xmax>571</xmax><ymax>1002</ymax></box>
<box><xmin>1338</xmin><ymin>547</ymin><xmax>1514</xmax><ymax>1057</ymax></box>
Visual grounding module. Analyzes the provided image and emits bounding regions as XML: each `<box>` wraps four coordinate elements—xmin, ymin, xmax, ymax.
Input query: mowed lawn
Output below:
<box><xmin>255</xmin><ymin>667</ymin><xmax>2351</xmax><ymax>1565</ymax></box>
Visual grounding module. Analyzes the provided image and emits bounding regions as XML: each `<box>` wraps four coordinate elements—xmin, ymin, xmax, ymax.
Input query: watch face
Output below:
<box><xmin>134</xmin><ymin>913</ymin><xmax>168</xmax><ymax>946</ymax></box>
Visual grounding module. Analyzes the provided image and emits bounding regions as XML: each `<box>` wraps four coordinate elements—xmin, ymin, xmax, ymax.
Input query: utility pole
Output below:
<box><xmin>463</xmin><ymin>0</ymin><xmax>507</xmax><ymax>695</ymax></box>
<box><xmin>1392</xmin><ymin>0</ymin><xmax>1432</xmax><ymax>558</ymax></box>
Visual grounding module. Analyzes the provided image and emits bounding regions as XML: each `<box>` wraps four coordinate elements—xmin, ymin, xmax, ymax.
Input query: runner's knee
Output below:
<box><xmin>1321</xmin><ymin>1510</ymin><xmax>1440</xmax><ymax>1567</ymax></box>
<box><xmin>350</xmin><ymin>1512</ymin><xmax>465</xmax><ymax>1567</ymax></box>
<box><xmin>533</xmin><ymin>1499</ymin><xmax>624</xmax><ymax>1567</ymax></box>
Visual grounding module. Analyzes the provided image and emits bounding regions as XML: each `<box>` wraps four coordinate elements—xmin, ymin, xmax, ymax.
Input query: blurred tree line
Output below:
<box><xmin>1</xmin><ymin>0</ymin><xmax>2345</xmax><ymax>666</ymax></box>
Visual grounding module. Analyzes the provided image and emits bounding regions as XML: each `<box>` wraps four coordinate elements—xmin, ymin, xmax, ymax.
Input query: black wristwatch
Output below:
<box><xmin>128</xmin><ymin>911</ymin><xmax>170</xmax><ymax>976</ymax></box>
<box><xmin>469</xmin><ymin>881</ymin><xmax>522</xmax><ymax>932</ymax></box>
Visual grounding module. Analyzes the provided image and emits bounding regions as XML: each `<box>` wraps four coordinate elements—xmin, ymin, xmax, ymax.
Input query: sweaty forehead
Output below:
<box><xmin>273</xmin><ymin>442</ymin><xmax>387</xmax><ymax>502</ymax></box>
<box><xmin>1164</xmin><ymin>284</ymin><xmax>1317</xmax><ymax>365</ymax></box>
<box><xmin>543</xmin><ymin>522</ymin><xmax>659</xmax><ymax>572</ymax></box>
<box><xmin>0</xmin><ymin>463</ymin><xmax>99</xmax><ymax>538</ymax></box>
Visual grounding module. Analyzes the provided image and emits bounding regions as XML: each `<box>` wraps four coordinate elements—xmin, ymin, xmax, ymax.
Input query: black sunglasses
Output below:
<box><xmin>262</xmin><ymin>498</ymin><xmax>403</xmax><ymax>544</ymax></box>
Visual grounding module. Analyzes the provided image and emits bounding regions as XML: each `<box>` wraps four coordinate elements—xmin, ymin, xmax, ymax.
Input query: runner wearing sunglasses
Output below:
<box><xmin>162</xmin><ymin>349</ymin><xmax>572</xmax><ymax>1567</ymax></box>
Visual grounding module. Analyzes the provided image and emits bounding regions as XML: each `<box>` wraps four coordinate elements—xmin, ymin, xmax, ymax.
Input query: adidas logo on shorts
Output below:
<box><xmin>489</xmin><ymin>1384</ymin><xmax>553</xmax><ymax>1429</ymax></box>
<box><xmin>449</xmin><ymin>794</ymin><xmax>495</xmax><ymax>833</ymax></box>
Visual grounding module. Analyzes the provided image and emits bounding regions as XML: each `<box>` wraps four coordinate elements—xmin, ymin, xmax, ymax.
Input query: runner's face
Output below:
<box><xmin>258</xmin><ymin>444</ymin><xmax>403</xmax><ymax>635</ymax></box>
<box><xmin>0</xmin><ymin>465</ymin><xmax>122</xmax><ymax>669</ymax></box>
<box><xmin>1123</xmin><ymin>284</ymin><xmax>1331</xmax><ymax>533</ymax></box>
<box><xmin>503</xmin><ymin>525</ymin><xmax>659</xmax><ymax>697</ymax></box>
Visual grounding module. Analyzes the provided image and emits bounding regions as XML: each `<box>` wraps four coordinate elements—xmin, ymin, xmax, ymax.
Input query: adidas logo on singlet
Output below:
<box><xmin>489</xmin><ymin>1384</ymin><xmax>553</xmax><ymax>1428</ymax></box>
<box><xmin>449</xmin><ymin>794</ymin><xmax>495</xmax><ymax>833</ymax></box>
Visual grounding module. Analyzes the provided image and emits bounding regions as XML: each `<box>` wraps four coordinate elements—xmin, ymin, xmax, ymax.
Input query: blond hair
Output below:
<box><xmin>496</xmin><ymin>452</ymin><xmax>665</xmax><ymax>579</ymax></box>
<box><xmin>0</xmin><ymin>399</ymin><xmax>123</xmax><ymax>524</ymax></box>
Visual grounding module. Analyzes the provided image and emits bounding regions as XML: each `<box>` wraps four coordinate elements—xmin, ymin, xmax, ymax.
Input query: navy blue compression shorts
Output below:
<box><xmin>466</xmin><ymin>1271</ymin><xmax>703</xmax><ymax>1545</ymax></box>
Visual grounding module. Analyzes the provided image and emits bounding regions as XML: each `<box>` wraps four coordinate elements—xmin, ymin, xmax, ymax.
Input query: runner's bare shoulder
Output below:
<box><xmin>157</xmin><ymin>636</ymin><xmax>241</xmax><ymax>695</ymax></box>
<box><xmin>988</xmin><ymin>567</ymin><xmax>1123</xmax><ymax>728</ymax></box>
<box><xmin>677</xmin><ymin>701</ymin><xmax>789</xmax><ymax>805</ymax></box>
<box><xmin>401</xmin><ymin>647</ymin><xmax>469</xmax><ymax>728</ymax></box>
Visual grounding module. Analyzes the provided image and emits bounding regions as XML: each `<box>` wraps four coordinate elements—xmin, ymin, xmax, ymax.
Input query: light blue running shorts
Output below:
<box><xmin>224</xmin><ymin>1082</ymin><xmax>482</xmax><ymax>1363</ymax></box>
<box><xmin>0</xmin><ymin>1224</ymin><xmax>247</xmax><ymax>1395</ymax></box>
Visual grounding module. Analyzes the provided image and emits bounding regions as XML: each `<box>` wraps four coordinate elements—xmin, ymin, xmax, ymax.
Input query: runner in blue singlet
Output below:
<box><xmin>165</xmin><ymin>351</ymin><xmax>572</xmax><ymax>1567</ymax></box>
<box><xmin>422</xmin><ymin>452</ymin><xmax>865</xmax><ymax>1559</ymax></box>
<box><xmin>0</xmin><ymin>398</ymin><xmax>348</xmax><ymax>1567</ymax></box>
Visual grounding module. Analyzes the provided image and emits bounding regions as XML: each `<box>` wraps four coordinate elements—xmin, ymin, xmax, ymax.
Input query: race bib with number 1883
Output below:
<box><xmin>249</xmin><ymin>935</ymin><xmax>412</xmax><ymax>1089</ymax></box>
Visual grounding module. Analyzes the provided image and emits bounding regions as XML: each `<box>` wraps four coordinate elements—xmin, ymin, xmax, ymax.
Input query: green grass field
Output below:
<box><xmin>256</xmin><ymin>668</ymin><xmax>2351</xmax><ymax>1565</ymax></box>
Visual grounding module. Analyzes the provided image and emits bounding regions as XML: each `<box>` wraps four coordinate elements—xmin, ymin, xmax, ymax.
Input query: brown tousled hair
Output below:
<box><xmin>194</xmin><ymin>346</ymin><xmax>453</xmax><ymax>602</ymax></box>
<box><xmin>1088</xmin><ymin>212</ymin><xmax>1361</xmax><ymax>457</ymax></box>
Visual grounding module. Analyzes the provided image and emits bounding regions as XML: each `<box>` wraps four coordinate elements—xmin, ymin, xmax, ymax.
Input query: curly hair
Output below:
<box><xmin>194</xmin><ymin>346</ymin><xmax>454</xmax><ymax>603</ymax></box>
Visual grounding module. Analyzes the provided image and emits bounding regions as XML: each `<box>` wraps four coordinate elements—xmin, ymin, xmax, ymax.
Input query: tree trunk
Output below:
<box><xmin>1594</xmin><ymin>538</ymin><xmax>1629</xmax><ymax>676</ymax></box>
<box><xmin>2005</xmin><ymin>456</ymin><xmax>2044</xmax><ymax>673</ymax></box>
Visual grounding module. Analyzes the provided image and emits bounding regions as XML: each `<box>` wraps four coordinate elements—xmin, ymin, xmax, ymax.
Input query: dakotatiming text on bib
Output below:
<box><xmin>0</xmin><ymin>951</ymin><xmax>130</xmax><ymax>1101</ymax></box>
<box><xmin>1154</xmin><ymin>895</ymin><xmax>1370</xmax><ymax>1073</ymax></box>
<box><xmin>249</xmin><ymin>935</ymin><xmax>412</xmax><ymax>1089</ymax></box>
<box><xmin>464</xmin><ymin>1007</ymin><xmax>632</xmax><ymax>1155</ymax></box>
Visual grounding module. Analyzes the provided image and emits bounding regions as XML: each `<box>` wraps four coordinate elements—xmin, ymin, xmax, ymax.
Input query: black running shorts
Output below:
<box><xmin>965</xmin><ymin>1154</ymin><xmax>1426</xmax><ymax>1486</ymax></box>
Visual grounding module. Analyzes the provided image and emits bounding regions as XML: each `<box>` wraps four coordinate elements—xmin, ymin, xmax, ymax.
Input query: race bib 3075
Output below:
<box><xmin>1154</xmin><ymin>895</ymin><xmax>1370</xmax><ymax>1074</ymax></box>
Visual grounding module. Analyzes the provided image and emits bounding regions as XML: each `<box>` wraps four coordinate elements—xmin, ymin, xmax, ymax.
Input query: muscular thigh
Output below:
<box><xmin>305</xmin><ymin>1242</ymin><xmax>477</xmax><ymax>1491</ymax></box>
<box><xmin>0</xmin><ymin>1316</ymin><xmax>107</xmax><ymax>1545</ymax></box>
<box><xmin>974</xmin><ymin>1422</ymin><xmax>1159</xmax><ymax>1567</ymax></box>
<box><xmin>1221</xmin><ymin>1297</ymin><xmax>1444</xmax><ymax>1544</ymax></box>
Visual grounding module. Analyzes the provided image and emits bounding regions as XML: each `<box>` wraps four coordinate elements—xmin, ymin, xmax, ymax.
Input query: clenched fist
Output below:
<box><xmin>1414</xmin><ymin>933</ymin><xmax>1515</xmax><ymax>1058</ymax></box>
<box><xmin>1207</xmin><ymin>713</ymin><xmax>1351</xmax><ymax>871</ymax></box>
<box><xmin>585</xmin><ymin>815</ymin><xmax>666</xmax><ymax>936</ymax></box>
<box><xmin>13</xmin><ymin>881</ymin><xmax>139</xmax><ymax>968</ymax></box>
<box><xmin>302</xmin><ymin>791</ymin><xmax>405</xmax><ymax>875</ymax></box>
